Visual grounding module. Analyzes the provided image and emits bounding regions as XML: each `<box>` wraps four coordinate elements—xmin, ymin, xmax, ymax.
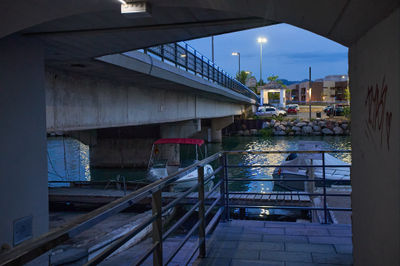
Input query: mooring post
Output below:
<box><xmin>198</xmin><ymin>166</ymin><xmax>206</xmax><ymax>258</ymax></box>
<box><xmin>224</xmin><ymin>153</ymin><xmax>230</xmax><ymax>221</ymax></box>
<box><xmin>152</xmin><ymin>189</ymin><xmax>163</xmax><ymax>266</ymax></box>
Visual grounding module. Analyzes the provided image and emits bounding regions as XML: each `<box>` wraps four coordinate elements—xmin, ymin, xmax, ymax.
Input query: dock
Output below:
<box><xmin>49</xmin><ymin>187</ymin><xmax>312</xmax><ymax>208</ymax></box>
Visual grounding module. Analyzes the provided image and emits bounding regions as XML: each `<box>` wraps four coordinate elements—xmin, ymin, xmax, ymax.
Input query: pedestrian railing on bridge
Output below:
<box><xmin>0</xmin><ymin>150</ymin><xmax>351</xmax><ymax>266</ymax></box>
<box><xmin>138</xmin><ymin>42</ymin><xmax>259</xmax><ymax>102</ymax></box>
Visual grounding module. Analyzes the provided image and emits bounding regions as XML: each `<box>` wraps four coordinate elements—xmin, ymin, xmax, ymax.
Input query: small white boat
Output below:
<box><xmin>273</xmin><ymin>142</ymin><xmax>350</xmax><ymax>191</ymax></box>
<box><xmin>147</xmin><ymin>138</ymin><xmax>214</xmax><ymax>190</ymax></box>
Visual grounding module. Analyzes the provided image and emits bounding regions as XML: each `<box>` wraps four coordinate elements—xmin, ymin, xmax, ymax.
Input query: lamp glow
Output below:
<box><xmin>232</xmin><ymin>52</ymin><xmax>239</xmax><ymax>56</ymax></box>
<box><xmin>257</xmin><ymin>37</ymin><xmax>267</xmax><ymax>43</ymax></box>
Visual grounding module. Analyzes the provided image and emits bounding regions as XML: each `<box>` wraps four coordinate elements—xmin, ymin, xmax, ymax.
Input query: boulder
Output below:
<box><xmin>313</xmin><ymin>126</ymin><xmax>321</xmax><ymax>132</ymax></box>
<box><xmin>274</xmin><ymin>130</ymin><xmax>287</xmax><ymax>136</ymax></box>
<box><xmin>281</xmin><ymin>121</ymin><xmax>288</xmax><ymax>126</ymax></box>
<box><xmin>278</xmin><ymin>125</ymin><xmax>286</xmax><ymax>131</ymax></box>
<box><xmin>288</xmin><ymin>131</ymin><xmax>295</xmax><ymax>136</ymax></box>
<box><xmin>262</xmin><ymin>121</ymin><xmax>270</xmax><ymax>129</ymax></box>
<box><xmin>333</xmin><ymin>126</ymin><xmax>344</xmax><ymax>135</ymax></box>
<box><xmin>286</xmin><ymin>121</ymin><xmax>292</xmax><ymax>127</ymax></box>
<box><xmin>297</xmin><ymin>122</ymin><xmax>307</xmax><ymax>127</ymax></box>
<box><xmin>292</xmin><ymin>126</ymin><xmax>301</xmax><ymax>132</ymax></box>
<box><xmin>318</xmin><ymin>121</ymin><xmax>326</xmax><ymax>127</ymax></box>
<box><xmin>322</xmin><ymin>128</ymin><xmax>334</xmax><ymax>135</ymax></box>
<box><xmin>295</xmin><ymin>131</ymin><xmax>302</xmax><ymax>136</ymax></box>
<box><xmin>302</xmin><ymin>126</ymin><xmax>313</xmax><ymax>134</ymax></box>
<box><xmin>270</xmin><ymin>119</ymin><xmax>276</xmax><ymax>126</ymax></box>
<box><xmin>341</xmin><ymin>123</ymin><xmax>349</xmax><ymax>130</ymax></box>
<box><xmin>274</xmin><ymin>122</ymin><xmax>281</xmax><ymax>127</ymax></box>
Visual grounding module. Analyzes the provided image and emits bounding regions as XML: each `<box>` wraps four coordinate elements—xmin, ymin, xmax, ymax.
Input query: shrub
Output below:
<box><xmin>343</xmin><ymin>106</ymin><xmax>351</xmax><ymax>119</ymax></box>
<box><xmin>259</xmin><ymin>128</ymin><xmax>274</xmax><ymax>137</ymax></box>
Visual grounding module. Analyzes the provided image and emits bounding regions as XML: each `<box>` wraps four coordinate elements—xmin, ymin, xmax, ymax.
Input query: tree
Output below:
<box><xmin>267</xmin><ymin>75</ymin><xmax>287</xmax><ymax>88</ymax></box>
<box><xmin>235</xmin><ymin>71</ymin><xmax>250</xmax><ymax>84</ymax></box>
<box><xmin>344</xmin><ymin>87</ymin><xmax>351</xmax><ymax>103</ymax></box>
<box><xmin>257</xmin><ymin>79</ymin><xmax>265</xmax><ymax>86</ymax></box>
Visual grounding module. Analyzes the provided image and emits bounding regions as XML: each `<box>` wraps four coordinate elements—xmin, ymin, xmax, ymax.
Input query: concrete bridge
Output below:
<box><xmin>1</xmin><ymin>1</ymin><xmax>400</xmax><ymax>265</ymax></box>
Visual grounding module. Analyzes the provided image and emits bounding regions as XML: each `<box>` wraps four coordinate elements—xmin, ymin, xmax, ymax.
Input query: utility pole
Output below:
<box><xmin>309</xmin><ymin>66</ymin><xmax>312</xmax><ymax>121</ymax></box>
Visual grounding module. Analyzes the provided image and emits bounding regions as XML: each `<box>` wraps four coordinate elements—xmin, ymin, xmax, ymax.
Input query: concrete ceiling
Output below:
<box><xmin>1</xmin><ymin>0</ymin><xmax>399</xmax><ymax>66</ymax></box>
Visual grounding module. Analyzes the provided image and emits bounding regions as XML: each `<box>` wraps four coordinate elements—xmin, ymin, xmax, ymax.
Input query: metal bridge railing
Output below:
<box><xmin>141</xmin><ymin>42</ymin><xmax>259</xmax><ymax>102</ymax></box>
<box><xmin>1</xmin><ymin>150</ymin><xmax>351</xmax><ymax>266</ymax></box>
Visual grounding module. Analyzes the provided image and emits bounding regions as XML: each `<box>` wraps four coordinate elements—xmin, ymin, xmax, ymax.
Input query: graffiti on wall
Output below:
<box><xmin>364</xmin><ymin>77</ymin><xmax>392</xmax><ymax>150</ymax></box>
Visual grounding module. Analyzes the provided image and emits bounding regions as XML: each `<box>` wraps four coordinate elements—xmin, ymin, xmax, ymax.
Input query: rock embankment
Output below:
<box><xmin>232</xmin><ymin>119</ymin><xmax>350</xmax><ymax>136</ymax></box>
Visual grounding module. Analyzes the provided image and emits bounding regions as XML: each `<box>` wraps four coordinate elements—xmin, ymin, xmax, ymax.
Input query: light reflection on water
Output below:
<box><xmin>47</xmin><ymin>135</ymin><xmax>351</xmax><ymax>219</ymax></box>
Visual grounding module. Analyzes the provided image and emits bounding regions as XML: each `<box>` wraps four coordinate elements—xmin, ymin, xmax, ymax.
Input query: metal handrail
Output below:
<box><xmin>141</xmin><ymin>42</ymin><xmax>259</xmax><ymax>102</ymax></box>
<box><xmin>2</xmin><ymin>149</ymin><xmax>352</xmax><ymax>266</ymax></box>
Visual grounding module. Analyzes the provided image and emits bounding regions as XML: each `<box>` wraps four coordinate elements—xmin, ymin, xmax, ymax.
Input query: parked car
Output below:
<box><xmin>287</xmin><ymin>106</ymin><xmax>298</xmax><ymax>115</ymax></box>
<box><xmin>256</xmin><ymin>106</ymin><xmax>285</xmax><ymax>117</ymax></box>
<box><xmin>277</xmin><ymin>107</ymin><xmax>287</xmax><ymax>116</ymax></box>
<box><xmin>286</xmin><ymin>104</ymin><xmax>300</xmax><ymax>111</ymax></box>
<box><xmin>325</xmin><ymin>105</ymin><xmax>345</xmax><ymax>116</ymax></box>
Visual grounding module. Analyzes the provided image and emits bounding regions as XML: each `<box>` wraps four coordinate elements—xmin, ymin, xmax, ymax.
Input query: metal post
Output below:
<box><xmin>201</xmin><ymin>55</ymin><xmax>204</xmax><ymax>78</ymax></box>
<box><xmin>223</xmin><ymin>154</ymin><xmax>230</xmax><ymax>221</ymax></box>
<box><xmin>174</xmin><ymin>43</ymin><xmax>177</xmax><ymax>67</ymax></box>
<box><xmin>194</xmin><ymin>50</ymin><xmax>197</xmax><ymax>75</ymax></box>
<box><xmin>260</xmin><ymin>43</ymin><xmax>262</xmax><ymax>82</ymax></box>
<box><xmin>238</xmin><ymin>52</ymin><xmax>241</xmax><ymax>73</ymax></box>
<box><xmin>219</xmin><ymin>155</ymin><xmax>226</xmax><ymax>222</ymax></box>
<box><xmin>309</xmin><ymin>66</ymin><xmax>312</xmax><ymax>121</ymax></box>
<box><xmin>198</xmin><ymin>166</ymin><xmax>206</xmax><ymax>257</ymax></box>
<box><xmin>185</xmin><ymin>44</ymin><xmax>188</xmax><ymax>71</ymax></box>
<box><xmin>322</xmin><ymin>151</ymin><xmax>328</xmax><ymax>224</ymax></box>
<box><xmin>152</xmin><ymin>190</ymin><xmax>162</xmax><ymax>266</ymax></box>
<box><xmin>161</xmin><ymin>45</ymin><xmax>164</xmax><ymax>62</ymax></box>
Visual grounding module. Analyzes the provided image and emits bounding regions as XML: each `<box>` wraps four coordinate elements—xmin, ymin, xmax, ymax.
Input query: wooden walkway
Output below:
<box><xmin>49</xmin><ymin>188</ymin><xmax>312</xmax><ymax>207</ymax></box>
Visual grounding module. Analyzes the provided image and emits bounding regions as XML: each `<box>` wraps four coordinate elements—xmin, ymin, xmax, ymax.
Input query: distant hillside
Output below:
<box><xmin>278</xmin><ymin>79</ymin><xmax>309</xmax><ymax>86</ymax></box>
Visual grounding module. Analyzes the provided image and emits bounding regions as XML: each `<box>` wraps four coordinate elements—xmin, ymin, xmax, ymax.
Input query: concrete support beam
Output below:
<box><xmin>349</xmin><ymin>8</ymin><xmax>400</xmax><ymax>265</ymax></box>
<box><xmin>210</xmin><ymin>116</ymin><xmax>234</xmax><ymax>143</ymax></box>
<box><xmin>0</xmin><ymin>36</ymin><xmax>48</xmax><ymax>248</ymax></box>
<box><xmin>160</xmin><ymin>119</ymin><xmax>201</xmax><ymax>138</ymax></box>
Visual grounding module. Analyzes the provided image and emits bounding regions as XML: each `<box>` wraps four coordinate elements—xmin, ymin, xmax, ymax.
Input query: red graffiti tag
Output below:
<box><xmin>364</xmin><ymin>77</ymin><xmax>392</xmax><ymax>150</ymax></box>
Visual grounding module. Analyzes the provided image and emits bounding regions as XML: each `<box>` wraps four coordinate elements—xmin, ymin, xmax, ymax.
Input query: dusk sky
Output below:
<box><xmin>186</xmin><ymin>23</ymin><xmax>348</xmax><ymax>81</ymax></box>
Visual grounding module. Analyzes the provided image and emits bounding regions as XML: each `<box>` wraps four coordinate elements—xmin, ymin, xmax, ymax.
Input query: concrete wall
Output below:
<box><xmin>0</xmin><ymin>36</ymin><xmax>48</xmax><ymax>247</ymax></box>
<box><xmin>349</xmin><ymin>8</ymin><xmax>400</xmax><ymax>265</ymax></box>
<box><xmin>46</xmin><ymin>70</ymin><xmax>244</xmax><ymax>132</ymax></box>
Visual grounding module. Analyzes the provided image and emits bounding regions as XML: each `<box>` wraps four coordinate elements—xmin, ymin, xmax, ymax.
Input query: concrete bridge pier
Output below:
<box><xmin>209</xmin><ymin>116</ymin><xmax>234</xmax><ymax>143</ymax></box>
<box><xmin>0</xmin><ymin>35</ymin><xmax>48</xmax><ymax>248</ymax></box>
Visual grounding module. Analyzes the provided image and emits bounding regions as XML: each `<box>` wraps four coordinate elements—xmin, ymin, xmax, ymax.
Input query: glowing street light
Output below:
<box><xmin>232</xmin><ymin>52</ymin><xmax>241</xmax><ymax>73</ymax></box>
<box><xmin>257</xmin><ymin>37</ymin><xmax>267</xmax><ymax>82</ymax></box>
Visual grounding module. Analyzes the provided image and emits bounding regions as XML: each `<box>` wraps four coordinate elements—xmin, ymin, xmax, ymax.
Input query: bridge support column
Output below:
<box><xmin>210</xmin><ymin>116</ymin><xmax>234</xmax><ymax>143</ymax></box>
<box><xmin>0</xmin><ymin>36</ymin><xmax>48</xmax><ymax>248</ymax></box>
<box><xmin>349</xmin><ymin>8</ymin><xmax>400</xmax><ymax>265</ymax></box>
<box><xmin>160</xmin><ymin>119</ymin><xmax>201</xmax><ymax>138</ymax></box>
<box><xmin>279</xmin><ymin>89</ymin><xmax>286</xmax><ymax>107</ymax></box>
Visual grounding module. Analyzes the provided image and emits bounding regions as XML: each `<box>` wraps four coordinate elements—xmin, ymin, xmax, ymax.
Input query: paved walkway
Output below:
<box><xmin>194</xmin><ymin>220</ymin><xmax>353</xmax><ymax>266</ymax></box>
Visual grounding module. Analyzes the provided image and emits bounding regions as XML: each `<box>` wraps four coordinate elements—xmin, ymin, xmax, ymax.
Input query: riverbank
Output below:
<box><xmin>225</xmin><ymin>118</ymin><xmax>350</xmax><ymax>137</ymax></box>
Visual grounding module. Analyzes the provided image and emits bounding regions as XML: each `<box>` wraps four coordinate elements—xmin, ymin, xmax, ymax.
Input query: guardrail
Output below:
<box><xmin>141</xmin><ymin>42</ymin><xmax>259</xmax><ymax>102</ymax></box>
<box><xmin>1</xmin><ymin>150</ymin><xmax>351</xmax><ymax>265</ymax></box>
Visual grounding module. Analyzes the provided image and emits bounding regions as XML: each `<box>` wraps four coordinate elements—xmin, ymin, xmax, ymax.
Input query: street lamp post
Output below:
<box><xmin>257</xmin><ymin>37</ymin><xmax>267</xmax><ymax>83</ymax></box>
<box><xmin>232</xmin><ymin>52</ymin><xmax>240</xmax><ymax>73</ymax></box>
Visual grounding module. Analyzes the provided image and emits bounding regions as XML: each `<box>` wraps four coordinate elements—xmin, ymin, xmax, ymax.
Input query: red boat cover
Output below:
<box><xmin>153</xmin><ymin>138</ymin><xmax>204</xmax><ymax>146</ymax></box>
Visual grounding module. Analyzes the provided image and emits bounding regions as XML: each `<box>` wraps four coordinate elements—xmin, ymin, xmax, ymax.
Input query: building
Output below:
<box><xmin>286</xmin><ymin>75</ymin><xmax>349</xmax><ymax>104</ymax></box>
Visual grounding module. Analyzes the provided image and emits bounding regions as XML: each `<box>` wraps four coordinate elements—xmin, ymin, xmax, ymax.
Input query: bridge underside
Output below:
<box><xmin>1</xmin><ymin>1</ymin><xmax>400</xmax><ymax>265</ymax></box>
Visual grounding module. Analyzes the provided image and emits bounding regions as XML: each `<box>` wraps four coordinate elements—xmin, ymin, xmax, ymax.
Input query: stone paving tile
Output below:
<box><xmin>328</xmin><ymin>228</ymin><xmax>352</xmax><ymax>236</ymax></box>
<box><xmin>243</xmin><ymin>227</ymin><xmax>286</xmax><ymax>235</ymax></box>
<box><xmin>207</xmin><ymin>248</ymin><xmax>259</xmax><ymax>260</ymax></box>
<box><xmin>308</xmin><ymin>236</ymin><xmax>352</xmax><ymax>245</ymax></box>
<box><xmin>285</xmin><ymin>242</ymin><xmax>335</xmax><ymax>253</ymax></box>
<box><xmin>215</xmin><ymin>225</ymin><xmax>244</xmax><ymax>233</ymax></box>
<box><xmin>334</xmin><ymin>244</ymin><xmax>353</xmax><ymax>254</ymax></box>
<box><xmin>286</xmin><ymin>228</ymin><xmax>330</xmax><ymax>236</ymax></box>
<box><xmin>286</xmin><ymin>262</ymin><xmax>343</xmax><ymax>266</ymax></box>
<box><xmin>312</xmin><ymin>252</ymin><xmax>353</xmax><ymax>264</ymax></box>
<box><xmin>259</xmin><ymin>251</ymin><xmax>313</xmax><ymax>263</ymax></box>
<box><xmin>237</xmin><ymin>241</ymin><xmax>284</xmax><ymax>251</ymax></box>
<box><xmin>263</xmin><ymin>234</ymin><xmax>309</xmax><ymax>243</ymax></box>
<box><xmin>208</xmin><ymin>240</ymin><xmax>239</xmax><ymax>249</ymax></box>
<box><xmin>228</xmin><ymin>220</ymin><xmax>265</xmax><ymax>227</ymax></box>
<box><xmin>231</xmin><ymin>259</ymin><xmax>284</xmax><ymax>266</ymax></box>
<box><xmin>194</xmin><ymin>257</ymin><xmax>231</xmax><ymax>266</ymax></box>
<box><xmin>214</xmin><ymin>232</ymin><xmax>262</xmax><ymax>242</ymax></box>
<box><xmin>264</xmin><ymin>222</ymin><xmax>306</xmax><ymax>228</ymax></box>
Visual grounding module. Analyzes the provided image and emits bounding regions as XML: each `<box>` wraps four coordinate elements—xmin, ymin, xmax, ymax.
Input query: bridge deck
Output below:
<box><xmin>49</xmin><ymin>188</ymin><xmax>311</xmax><ymax>207</ymax></box>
